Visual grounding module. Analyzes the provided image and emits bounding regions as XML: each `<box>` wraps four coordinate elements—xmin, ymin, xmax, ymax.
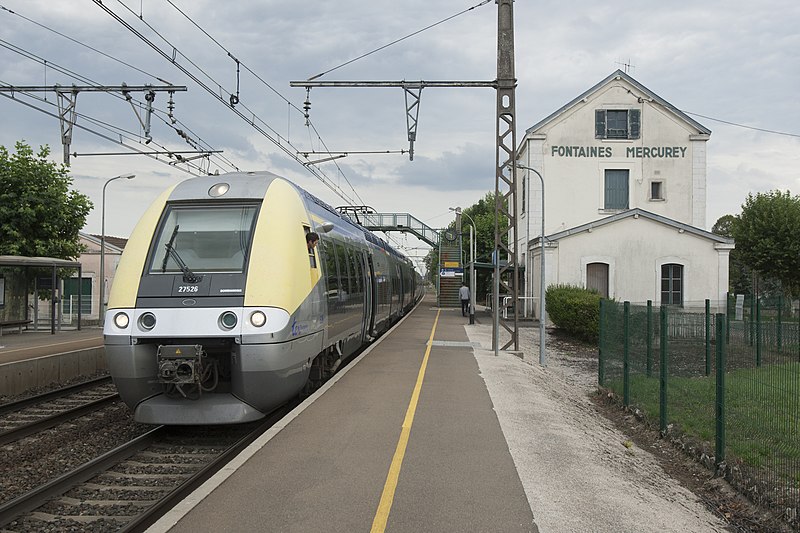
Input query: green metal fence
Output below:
<box><xmin>599</xmin><ymin>298</ymin><xmax>799</xmax><ymax>525</ymax></box>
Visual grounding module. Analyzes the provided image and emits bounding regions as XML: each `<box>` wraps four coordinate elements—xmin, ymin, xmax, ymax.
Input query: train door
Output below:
<box><xmin>362</xmin><ymin>251</ymin><xmax>376</xmax><ymax>341</ymax></box>
<box><xmin>396</xmin><ymin>264</ymin><xmax>405</xmax><ymax>315</ymax></box>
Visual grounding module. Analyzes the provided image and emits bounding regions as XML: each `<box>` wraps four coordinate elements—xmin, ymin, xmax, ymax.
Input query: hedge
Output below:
<box><xmin>545</xmin><ymin>284</ymin><xmax>602</xmax><ymax>343</ymax></box>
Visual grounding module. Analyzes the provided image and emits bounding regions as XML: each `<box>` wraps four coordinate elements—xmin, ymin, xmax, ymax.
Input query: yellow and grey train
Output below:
<box><xmin>104</xmin><ymin>171</ymin><xmax>423</xmax><ymax>425</ymax></box>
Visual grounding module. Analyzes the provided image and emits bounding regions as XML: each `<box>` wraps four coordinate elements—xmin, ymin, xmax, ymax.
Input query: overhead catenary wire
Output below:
<box><xmin>95</xmin><ymin>0</ymin><xmax>362</xmax><ymax>208</ymax></box>
<box><xmin>0</xmin><ymin>4</ymin><xmax>172</xmax><ymax>84</ymax></box>
<box><xmin>0</xmin><ymin>77</ymin><xmax>220</xmax><ymax>175</ymax></box>
<box><xmin>106</xmin><ymin>0</ymin><xmax>355</xmax><ymax>205</ymax></box>
<box><xmin>0</xmin><ymin>36</ymin><xmax>240</xmax><ymax>172</ymax></box>
<box><xmin>0</xmin><ymin>89</ymin><xmax>210</xmax><ymax>175</ymax></box>
<box><xmin>305</xmin><ymin>0</ymin><xmax>493</xmax><ymax>81</ymax></box>
<box><xmin>646</xmin><ymin>95</ymin><xmax>800</xmax><ymax>139</ymax></box>
<box><xmin>0</xmin><ymin>28</ymin><xmax>240</xmax><ymax>171</ymax></box>
<box><xmin>159</xmin><ymin>0</ymin><xmax>368</xmax><ymax>205</ymax></box>
<box><xmin>682</xmin><ymin>110</ymin><xmax>800</xmax><ymax>139</ymax></box>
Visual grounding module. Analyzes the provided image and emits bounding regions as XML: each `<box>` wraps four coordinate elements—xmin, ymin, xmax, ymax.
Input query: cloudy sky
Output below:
<box><xmin>1</xmin><ymin>0</ymin><xmax>798</xmax><ymax>267</ymax></box>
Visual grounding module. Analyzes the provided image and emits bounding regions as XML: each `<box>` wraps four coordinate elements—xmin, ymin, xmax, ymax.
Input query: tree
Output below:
<box><xmin>712</xmin><ymin>214</ymin><xmax>750</xmax><ymax>295</ymax></box>
<box><xmin>731</xmin><ymin>190</ymin><xmax>800</xmax><ymax>297</ymax></box>
<box><xmin>423</xmin><ymin>191</ymin><xmax>507</xmax><ymax>299</ymax></box>
<box><xmin>0</xmin><ymin>141</ymin><xmax>92</xmax><ymax>259</ymax></box>
<box><xmin>711</xmin><ymin>214</ymin><xmax>736</xmax><ymax>237</ymax></box>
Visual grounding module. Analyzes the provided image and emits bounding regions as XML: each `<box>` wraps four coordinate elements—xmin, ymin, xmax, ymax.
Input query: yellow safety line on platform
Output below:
<box><xmin>370</xmin><ymin>309</ymin><xmax>440</xmax><ymax>533</ymax></box>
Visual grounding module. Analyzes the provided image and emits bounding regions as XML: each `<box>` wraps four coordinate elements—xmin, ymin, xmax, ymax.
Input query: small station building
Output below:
<box><xmin>514</xmin><ymin>70</ymin><xmax>734</xmax><ymax>315</ymax></box>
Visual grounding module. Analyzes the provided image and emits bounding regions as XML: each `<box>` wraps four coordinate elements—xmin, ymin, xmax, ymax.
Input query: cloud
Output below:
<box><xmin>1</xmin><ymin>0</ymin><xmax>798</xmax><ymax>245</ymax></box>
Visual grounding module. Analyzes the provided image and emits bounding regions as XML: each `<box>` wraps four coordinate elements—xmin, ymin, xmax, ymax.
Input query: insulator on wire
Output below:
<box><xmin>303</xmin><ymin>87</ymin><xmax>311</xmax><ymax>126</ymax></box>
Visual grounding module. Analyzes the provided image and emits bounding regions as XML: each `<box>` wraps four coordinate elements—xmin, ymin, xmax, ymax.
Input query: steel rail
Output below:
<box><xmin>0</xmin><ymin>375</ymin><xmax>112</xmax><ymax>416</ymax></box>
<box><xmin>119</xmin><ymin>404</ymin><xmax>293</xmax><ymax>533</ymax></box>
<box><xmin>0</xmin><ymin>392</ymin><xmax>120</xmax><ymax>446</ymax></box>
<box><xmin>0</xmin><ymin>426</ymin><xmax>165</xmax><ymax>527</ymax></box>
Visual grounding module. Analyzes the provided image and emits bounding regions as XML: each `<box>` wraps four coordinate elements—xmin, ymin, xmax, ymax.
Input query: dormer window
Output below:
<box><xmin>595</xmin><ymin>109</ymin><xmax>640</xmax><ymax>139</ymax></box>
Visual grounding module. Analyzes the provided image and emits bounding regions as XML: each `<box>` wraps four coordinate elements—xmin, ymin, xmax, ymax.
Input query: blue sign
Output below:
<box><xmin>440</xmin><ymin>268</ymin><xmax>464</xmax><ymax>278</ymax></box>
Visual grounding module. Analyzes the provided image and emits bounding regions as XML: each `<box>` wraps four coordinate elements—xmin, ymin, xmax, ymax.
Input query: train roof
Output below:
<box><xmin>170</xmin><ymin>172</ymin><xmax>411</xmax><ymax>264</ymax></box>
<box><xmin>299</xmin><ymin>188</ymin><xmax>410</xmax><ymax>262</ymax></box>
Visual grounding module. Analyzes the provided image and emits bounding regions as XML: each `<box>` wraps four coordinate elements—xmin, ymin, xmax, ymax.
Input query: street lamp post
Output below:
<box><xmin>517</xmin><ymin>163</ymin><xmax>546</xmax><ymax>366</ymax></box>
<box><xmin>450</xmin><ymin>207</ymin><xmax>477</xmax><ymax>325</ymax></box>
<box><xmin>100</xmin><ymin>173</ymin><xmax>135</xmax><ymax>326</ymax></box>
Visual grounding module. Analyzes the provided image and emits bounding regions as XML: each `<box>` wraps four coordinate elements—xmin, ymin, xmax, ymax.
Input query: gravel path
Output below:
<box><xmin>465</xmin><ymin>321</ymin><xmax>730</xmax><ymax>533</ymax></box>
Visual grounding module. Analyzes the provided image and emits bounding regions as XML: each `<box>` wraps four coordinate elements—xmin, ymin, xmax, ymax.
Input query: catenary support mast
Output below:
<box><xmin>290</xmin><ymin>0</ymin><xmax>520</xmax><ymax>353</ymax></box>
<box><xmin>493</xmin><ymin>0</ymin><xmax>518</xmax><ymax>353</ymax></box>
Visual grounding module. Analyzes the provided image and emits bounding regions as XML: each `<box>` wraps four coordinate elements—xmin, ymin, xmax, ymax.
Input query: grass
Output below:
<box><xmin>605</xmin><ymin>361</ymin><xmax>800</xmax><ymax>475</ymax></box>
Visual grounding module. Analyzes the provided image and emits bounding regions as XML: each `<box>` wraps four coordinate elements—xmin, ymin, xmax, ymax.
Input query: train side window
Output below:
<box><xmin>354</xmin><ymin>252</ymin><xmax>364</xmax><ymax>295</ymax></box>
<box><xmin>347</xmin><ymin>248</ymin><xmax>363</xmax><ymax>296</ymax></box>
<box><xmin>322</xmin><ymin>240</ymin><xmax>338</xmax><ymax>307</ymax></box>
<box><xmin>335</xmin><ymin>241</ymin><xmax>350</xmax><ymax>301</ymax></box>
<box><xmin>304</xmin><ymin>227</ymin><xmax>318</xmax><ymax>268</ymax></box>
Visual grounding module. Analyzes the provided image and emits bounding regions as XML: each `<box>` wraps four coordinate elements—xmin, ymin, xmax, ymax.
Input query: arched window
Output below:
<box><xmin>586</xmin><ymin>262</ymin><xmax>609</xmax><ymax>298</ymax></box>
<box><xmin>661</xmin><ymin>263</ymin><xmax>683</xmax><ymax>306</ymax></box>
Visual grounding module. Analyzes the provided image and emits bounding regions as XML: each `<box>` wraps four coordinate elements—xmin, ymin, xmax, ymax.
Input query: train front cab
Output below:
<box><xmin>105</xmin><ymin>175</ymin><xmax>325</xmax><ymax>424</ymax></box>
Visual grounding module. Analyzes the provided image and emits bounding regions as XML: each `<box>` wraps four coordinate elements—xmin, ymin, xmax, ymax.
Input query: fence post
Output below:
<box><xmin>749</xmin><ymin>294</ymin><xmax>755</xmax><ymax>346</ymax></box>
<box><xmin>777</xmin><ymin>294</ymin><xmax>783</xmax><ymax>351</ymax></box>
<box><xmin>659</xmin><ymin>305</ymin><xmax>668</xmax><ymax>435</ymax></box>
<box><xmin>623</xmin><ymin>301</ymin><xmax>630</xmax><ymax>407</ymax></box>
<box><xmin>705</xmin><ymin>299</ymin><xmax>711</xmax><ymax>377</ymax></box>
<box><xmin>598</xmin><ymin>299</ymin><xmax>605</xmax><ymax>387</ymax></box>
<box><xmin>756</xmin><ymin>296</ymin><xmax>762</xmax><ymax>367</ymax></box>
<box><xmin>646</xmin><ymin>300</ymin><xmax>653</xmax><ymax>378</ymax></box>
<box><xmin>715</xmin><ymin>312</ymin><xmax>726</xmax><ymax>468</ymax></box>
<box><xmin>726</xmin><ymin>292</ymin><xmax>731</xmax><ymax>343</ymax></box>
<box><xmin>725</xmin><ymin>292</ymin><xmax>732</xmax><ymax>342</ymax></box>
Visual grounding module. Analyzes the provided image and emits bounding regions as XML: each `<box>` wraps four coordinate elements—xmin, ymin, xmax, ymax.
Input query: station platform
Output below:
<box><xmin>150</xmin><ymin>294</ymin><xmax>537</xmax><ymax>532</ymax></box>
<box><xmin>0</xmin><ymin>328</ymin><xmax>104</xmax><ymax>396</ymax></box>
<box><xmin>0</xmin><ymin>328</ymin><xmax>103</xmax><ymax>365</ymax></box>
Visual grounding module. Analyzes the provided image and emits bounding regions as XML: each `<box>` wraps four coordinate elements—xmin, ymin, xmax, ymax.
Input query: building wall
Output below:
<box><xmin>518</xmin><ymin>83</ymin><xmax>709</xmax><ymax>242</ymax></box>
<box><xmin>513</xmin><ymin>72</ymin><xmax>729</xmax><ymax>317</ymax></box>
<box><xmin>542</xmin><ymin>218</ymin><xmax>730</xmax><ymax>305</ymax></box>
<box><xmin>69</xmin><ymin>234</ymin><xmax>124</xmax><ymax>322</ymax></box>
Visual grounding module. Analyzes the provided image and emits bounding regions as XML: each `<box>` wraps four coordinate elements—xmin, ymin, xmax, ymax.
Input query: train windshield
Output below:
<box><xmin>148</xmin><ymin>204</ymin><xmax>258</xmax><ymax>274</ymax></box>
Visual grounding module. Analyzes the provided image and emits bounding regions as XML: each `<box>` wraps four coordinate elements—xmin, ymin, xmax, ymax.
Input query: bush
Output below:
<box><xmin>545</xmin><ymin>284</ymin><xmax>602</xmax><ymax>343</ymax></box>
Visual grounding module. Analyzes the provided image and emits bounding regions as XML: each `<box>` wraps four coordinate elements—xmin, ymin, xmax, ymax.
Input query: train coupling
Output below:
<box><xmin>157</xmin><ymin>344</ymin><xmax>204</xmax><ymax>384</ymax></box>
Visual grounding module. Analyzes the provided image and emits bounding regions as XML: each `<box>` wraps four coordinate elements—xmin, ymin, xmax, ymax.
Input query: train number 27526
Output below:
<box><xmin>178</xmin><ymin>285</ymin><xmax>199</xmax><ymax>293</ymax></box>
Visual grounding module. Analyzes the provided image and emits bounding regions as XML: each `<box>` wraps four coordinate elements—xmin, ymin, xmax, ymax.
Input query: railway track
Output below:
<box><xmin>0</xmin><ymin>375</ymin><xmax>119</xmax><ymax>446</ymax></box>
<box><xmin>0</xmin><ymin>403</ymin><xmax>291</xmax><ymax>532</ymax></box>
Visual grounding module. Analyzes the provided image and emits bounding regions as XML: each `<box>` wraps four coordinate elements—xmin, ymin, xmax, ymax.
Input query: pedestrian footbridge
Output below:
<box><xmin>337</xmin><ymin>207</ymin><xmax>441</xmax><ymax>247</ymax></box>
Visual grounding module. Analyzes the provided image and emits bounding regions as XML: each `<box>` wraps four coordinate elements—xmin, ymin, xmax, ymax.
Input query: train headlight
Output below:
<box><xmin>208</xmin><ymin>182</ymin><xmax>230</xmax><ymax>197</ymax></box>
<box><xmin>139</xmin><ymin>312</ymin><xmax>157</xmax><ymax>331</ymax></box>
<box><xmin>113</xmin><ymin>312</ymin><xmax>130</xmax><ymax>329</ymax></box>
<box><xmin>249</xmin><ymin>310</ymin><xmax>267</xmax><ymax>328</ymax></box>
<box><xmin>219</xmin><ymin>311</ymin><xmax>238</xmax><ymax>330</ymax></box>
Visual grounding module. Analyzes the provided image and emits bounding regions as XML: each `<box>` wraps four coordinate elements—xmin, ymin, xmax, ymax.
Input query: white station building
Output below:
<box><xmin>515</xmin><ymin>70</ymin><xmax>734</xmax><ymax>315</ymax></box>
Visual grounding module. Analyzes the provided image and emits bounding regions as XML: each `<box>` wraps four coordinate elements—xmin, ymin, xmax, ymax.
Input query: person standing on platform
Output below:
<box><xmin>459</xmin><ymin>283</ymin><xmax>470</xmax><ymax>316</ymax></box>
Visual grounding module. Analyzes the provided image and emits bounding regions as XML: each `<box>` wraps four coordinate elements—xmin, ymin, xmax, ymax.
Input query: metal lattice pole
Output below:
<box><xmin>492</xmin><ymin>0</ymin><xmax>519</xmax><ymax>354</ymax></box>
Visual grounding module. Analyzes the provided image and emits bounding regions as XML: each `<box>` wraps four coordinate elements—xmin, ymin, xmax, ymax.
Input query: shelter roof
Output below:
<box><xmin>0</xmin><ymin>255</ymin><xmax>82</xmax><ymax>268</ymax></box>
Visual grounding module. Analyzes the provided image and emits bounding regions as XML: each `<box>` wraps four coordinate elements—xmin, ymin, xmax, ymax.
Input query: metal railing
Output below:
<box><xmin>357</xmin><ymin>212</ymin><xmax>441</xmax><ymax>247</ymax></box>
<box><xmin>599</xmin><ymin>299</ymin><xmax>799</xmax><ymax>527</ymax></box>
<box><xmin>501</xmin><ymin>296</ymin><xmax>538</xmax><ymax>319</ymax></box>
